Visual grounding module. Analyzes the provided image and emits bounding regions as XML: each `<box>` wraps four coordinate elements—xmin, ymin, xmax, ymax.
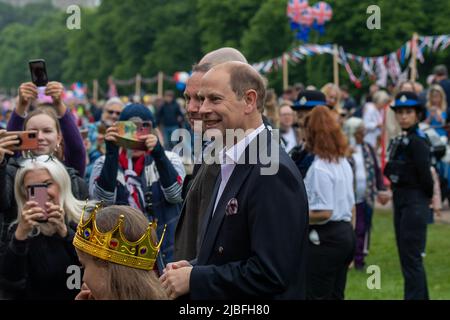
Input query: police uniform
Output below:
<box><xmin>384</xmin><ymin>92</ymin><xmax>433</xmax><ymax>300</ymax></box>
<box><xmin>289</xmin><ymin>90</ymin><xmax>328</xmax><ymax>178</ymax></box>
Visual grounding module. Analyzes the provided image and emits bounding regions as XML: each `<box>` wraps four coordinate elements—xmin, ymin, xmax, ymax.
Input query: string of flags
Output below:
<box><xmin>100</xmin><ymin>34</ymin><xmax>450</xmax><ymax>96</ymax></box>
<box><xmin>252</xmin><ymin>34</ymin><xmax>450</xmax><ymax>88</ymax></box>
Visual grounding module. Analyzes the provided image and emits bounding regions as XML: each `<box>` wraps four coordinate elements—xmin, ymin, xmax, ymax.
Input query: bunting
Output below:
<box><xmin>252</xmin><ymin>34</ymin><xmax>450</xmax><ymax>88</ymax></box>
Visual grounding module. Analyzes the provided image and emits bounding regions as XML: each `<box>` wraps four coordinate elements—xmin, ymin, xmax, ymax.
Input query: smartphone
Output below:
<box><xmin>79</xmin><ymin>128</ymin><xmax>89</xmax><ymax>139</ymax></box>
<box><xmin>4</xmin><ymin>131</ymin><xmax>39</xmax><ymax>151</ymax></box>
<box><xmin>29</xmin><ymin>59</ymin><xmax>48</xmax><ymax>87</ymax></box>
<box><xmin>27</xmin><ymin>184</ymin><xmax>48</xmax><ymax>222</ymax></box>
<box><xmin>116</xmin><ymin>121</ymin><xmax>138</xmax><ymax>138</ymax></box>
<box><xmin>136</xmin><ymin>121</ymin><xmax>153</xmax><ymax>137</ymax></box>
<box><xmin>115</xmin><ymin>121</ymin><xmax>147</xmax><ymax>150</ymax></box>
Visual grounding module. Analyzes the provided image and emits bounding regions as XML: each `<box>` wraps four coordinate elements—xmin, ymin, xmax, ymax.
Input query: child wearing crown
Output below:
<box><xmin>73</xmin><ymin>204</ymin><xmax>168</xmax><ymax>299</ymax></box>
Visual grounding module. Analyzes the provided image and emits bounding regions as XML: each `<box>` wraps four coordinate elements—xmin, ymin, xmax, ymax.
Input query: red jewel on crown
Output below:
<box><xmin>109</xmin><ymin>238</ymin><xmax>119</xmax><ymax>249</ymax></box>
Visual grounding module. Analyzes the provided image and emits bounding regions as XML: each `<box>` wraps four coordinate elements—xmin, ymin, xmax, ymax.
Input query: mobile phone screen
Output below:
<box><xmin>27</xmin><ymin>184</ymin><xmax>48</xmax><ymax>221</ymax></box>
<box><xmin>29</xmin><ymin>60</ymin><xmax>48</xmax><ymax>87</ymax></box>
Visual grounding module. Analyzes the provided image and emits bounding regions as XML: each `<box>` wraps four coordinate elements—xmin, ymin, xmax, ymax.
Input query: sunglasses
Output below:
<box><xmin>106</xmin><ymin>110</ymin><xmax>122</xmax><ymax>116</ymax></box>
<box><xmin>19</xmin><ymin>154</ymin><xmax>56</xmax><ymax>167</ymax></box>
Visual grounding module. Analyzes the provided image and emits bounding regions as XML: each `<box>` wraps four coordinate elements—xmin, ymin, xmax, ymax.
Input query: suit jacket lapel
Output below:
<box><xmin>197</xmin><ymin>163</ymin><xmax>253</xmax><ymax>264</ymax></box>
<box><xmin>197</xmin><ymin>129</ymin><xmax>273</xmax><ymax>263</ymax></box>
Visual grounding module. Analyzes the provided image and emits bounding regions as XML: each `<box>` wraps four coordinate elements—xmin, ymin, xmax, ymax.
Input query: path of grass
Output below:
<box><xmin>345</xmin><ymin>209</ymin><xmax>450</xmax><ymax>300</ymax></box>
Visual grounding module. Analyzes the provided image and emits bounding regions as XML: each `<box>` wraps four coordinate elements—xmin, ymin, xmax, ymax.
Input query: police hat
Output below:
<box><xmin>291</xmin><ymin>90</ymin><xmax>327</xmax><ymax>111</ymax></box>
<box><xmin>391</xmin><ymin>91</ymin><xmax>422</xmax><ymax>109</ymax></box>
<box><xmin>390</xmin><ymin>91</ymin><xmax>426</xmax><ymax>120</ymax></box>
<box><xmin>391</xmin><ymin>91</ymin><xmax>425</xmax><ymax>121</ymax></box>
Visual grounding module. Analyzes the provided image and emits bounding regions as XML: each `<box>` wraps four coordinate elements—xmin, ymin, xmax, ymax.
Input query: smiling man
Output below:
<box><xmin>161</xmin><ymin>61</ymin><xmax>309</xmax><ymax>300</ymax></box>
<box><xmin>174</xmin><ymin>48</ymin><xmax>248</xmax><ymax>263</ymax></box>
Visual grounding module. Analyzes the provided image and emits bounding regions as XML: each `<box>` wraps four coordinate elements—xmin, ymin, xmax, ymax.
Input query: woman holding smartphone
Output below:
<box><xmin>0</xmin><ymin>82</ymin><xmax>88</xmax><ymax>255</ymax></box>
<box><xmin>0</xmin><ymin>156</ymin><xmax>88</xmax><ymax>299</ymax></box>
<box><xmin>89</xmin><ymin>103</ymin><xmax>185</xmax><ymax>269</ymax></box>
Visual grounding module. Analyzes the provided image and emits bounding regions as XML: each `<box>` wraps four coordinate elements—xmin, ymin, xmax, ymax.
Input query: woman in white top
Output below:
<box><xmin>302</xmin><ymin>106</ymin><xmax>356</xmax><ymax>300</ymax></box>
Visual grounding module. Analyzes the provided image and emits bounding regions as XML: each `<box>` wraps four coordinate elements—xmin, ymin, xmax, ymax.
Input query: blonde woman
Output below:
<box><xmin>263</xmin><ymin>89</ymin><xmax>280</xmax><ymax>128</ymax></box>
<box><xmin>0</xmin><ymin>156</ymin><xmax>87</xmax><ymax>300</ymax></box>
<box><xmin>74</xmin><ymin>205</ymin><xmax>168</xmax><ymax>300</ymax></box>
<box><xmin>424</xmin><ymin>85</ymin><xmax>448</xmax><ymax>137</ymax></box>
<box><xmin>321</xmin><ymin>83</ymin><xmax>341</xmax><ymax>110</ymax></box>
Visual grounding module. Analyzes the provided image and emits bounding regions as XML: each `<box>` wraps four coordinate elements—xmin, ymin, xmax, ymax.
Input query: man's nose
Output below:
<box><xmin>199</xmin><ymin>101</ymin><xmax>211</xmax><ymax>116</ymax></box>
<box><xmin>187</xmin><ymin>100</ymin><xmax>200</xmax><ymax>114</ymax></box>
<box><xmin>37</xmin><ymin>130</ymin><xmax>45</xmax><ymax>140</ymax></box>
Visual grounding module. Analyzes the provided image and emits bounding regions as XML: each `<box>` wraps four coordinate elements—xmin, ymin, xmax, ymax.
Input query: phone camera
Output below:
<box><xmin>29</xmin><ymin>133</ymin><xmax>37</xmax><ymax>139</ymax></box>
<box><xmin>29</xmin><ymin>186</ymin><xmax>35</xmax><ymax>197</ymax></box>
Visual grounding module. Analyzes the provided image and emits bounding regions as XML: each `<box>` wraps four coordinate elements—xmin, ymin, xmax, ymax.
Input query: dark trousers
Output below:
<box><xmin>306</xmin><ymin>221</ymin><xmax>356</xmax><ymax>300</ymax></box>
<box><xmin>393</xmin><ymin>188</ymin><xmax>429</xmax><ymax>300</ymax></box>
<box><xmin>354</xmin><ymin>202</ymin><xmax>373</xmax><ymax>268</ymax></box>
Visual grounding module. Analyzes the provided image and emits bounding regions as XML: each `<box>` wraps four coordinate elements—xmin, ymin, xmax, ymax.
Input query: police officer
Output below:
<box><xmin>289</xmin><ymin>90</ymin><xmax>328</xmax><ymax>177</ymax></box>
<box><xmin>384</xmin><ymin>91</ymin><xmax>433</xmax><ymax>300</ymax></box>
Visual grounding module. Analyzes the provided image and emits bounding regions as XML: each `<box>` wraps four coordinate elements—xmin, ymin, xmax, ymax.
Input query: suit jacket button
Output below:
<box><xmin>218</xmin><ymin>246</ymin><xmax>224</xmax><ymax>254</ymax></box>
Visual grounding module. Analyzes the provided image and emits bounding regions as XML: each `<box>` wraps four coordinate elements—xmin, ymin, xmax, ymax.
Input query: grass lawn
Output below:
<box><xmin>345</xmin><ymin>209</ymin><xmax>450</xmax><ymax>300</ymax></box>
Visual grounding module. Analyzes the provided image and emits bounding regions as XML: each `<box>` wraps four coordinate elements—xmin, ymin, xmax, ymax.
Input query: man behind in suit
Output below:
<box><xmin>161</xmin><ymin>61</ymin><xmax>309</xmax><ymax>299</ymax></box>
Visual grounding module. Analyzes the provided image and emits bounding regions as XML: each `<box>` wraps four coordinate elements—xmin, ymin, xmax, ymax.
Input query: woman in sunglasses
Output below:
<box><xmin>83</xmin><ymin>97</ymin><xmax>125</xmax><ymax>183</ymax></box>
<box><xmin>0</xmin><ymin>156</ymin><xmax>90</xmax><ymax>299</ymax></box>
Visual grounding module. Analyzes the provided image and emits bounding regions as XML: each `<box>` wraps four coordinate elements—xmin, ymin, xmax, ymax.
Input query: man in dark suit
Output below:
<box><xmin>161</xmin><ymin>61</ymin><xmax>309</xmax><ymax>299</ymax></box>
<box><xmin>174</xmin><ymin>48</ymin><xmax>248</xmax><ymax>262</ymax></box>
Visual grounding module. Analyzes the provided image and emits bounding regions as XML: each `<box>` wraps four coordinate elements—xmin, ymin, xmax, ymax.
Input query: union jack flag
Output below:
<box><xmin>312</xmin><ymin>1</ymin><xmax>332</xmax><ymax>25</ymax></box>
<box><xmin>287</xmin><ymin>0</ymin><xmax>309</xmax><ymax>23</ymax></box>
<box><xmin>299</xmin><ymin>7</ymin><xmax>314</xmax><ymax>26</ymax></box>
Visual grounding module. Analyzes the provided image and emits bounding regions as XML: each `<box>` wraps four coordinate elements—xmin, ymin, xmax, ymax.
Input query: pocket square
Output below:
<box><xmin>225</xmin><ymin>198</ymin><xmax>238</xmax><ymax>216</ymax></box>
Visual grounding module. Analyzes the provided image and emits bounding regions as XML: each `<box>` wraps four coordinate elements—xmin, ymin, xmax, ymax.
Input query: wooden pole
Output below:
<box><xmin>282</xmin><ymin>53</ymin><xmax>289</xmax><ymax>91</ymax></box>
<box><xmin>333</xmin><ymin>44</ymin><xmax>339</xmax><ymax>87</ymax></box>
<box><xmin>93</xmin><ymin>79</ymin><xmax>98</xmax><ymax>103</ymax></box>
<box><xmin>410</xmin><ymin>32</ymin><xmax>419</xmax><ymax>82</ymax></box>
<box><xmin>135</xmin><ymin>73</ymin><xmax>141</xmax><ymax>99</ymax></box>
<box><xmin>158</xmin><ymin>71</ymin><xmax>164</xmax><ymax>98</ymax></box>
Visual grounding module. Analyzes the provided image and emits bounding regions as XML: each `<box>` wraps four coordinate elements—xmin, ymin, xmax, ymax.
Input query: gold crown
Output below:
<box><xmin>73</xmin><ymin>203</ymin><xmax>165</xmax><ymax>271</ymax></box>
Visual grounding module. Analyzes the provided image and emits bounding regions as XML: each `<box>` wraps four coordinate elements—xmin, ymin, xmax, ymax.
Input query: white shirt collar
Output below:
<box><xmin>219</xmin><ymin>123</ymin><xmax>266</xmax><ymax>165</ymax></box>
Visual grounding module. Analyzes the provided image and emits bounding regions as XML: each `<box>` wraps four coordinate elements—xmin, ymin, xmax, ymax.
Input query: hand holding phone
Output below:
<box><xmin>29</xmin><ymin>59</ymin><xmax>48</xmax><ymax>87</ymax></box>
<box><xmin>137</xmin><ymin>121</ymin><xmax>153</xmax><ymax>137</ymax></box>
<box><xmin>15</xmin><ymin>201</ymin><xmax>47</xmax><ymax>240</ymax></box>
<box><xmin>4</xmin><ymin>131</ymin><xmax>39</xmax><ymax>151</ymax></box>
<box><xmin>45</xmin><ymin>202</ymin><xmax>67</xmax><ymax>237</ymax></box>
<box><xmin>18</xmin><ymin>82</ymin><xmax>38</xmax><ymax>112</ymax></box>
<box><xmin>45</xmin><ymin>81</ymin><xmax>64</xmax><ymax>107</ymax></box>
<box><xmin>0</xmin><ymin>129</ymin><xmax>19</xmax><ymax>162</ymax></box>
<box><xmin>27</xmin><ymin>184</ymin><xmax>49</xmax><ymax>222</ymax></box>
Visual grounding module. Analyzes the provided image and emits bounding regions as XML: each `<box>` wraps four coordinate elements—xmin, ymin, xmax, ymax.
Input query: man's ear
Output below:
<box><xmin>244</xmin><ymin>90</ymin><xmax>258</xmax><ymax>114</ymax></box>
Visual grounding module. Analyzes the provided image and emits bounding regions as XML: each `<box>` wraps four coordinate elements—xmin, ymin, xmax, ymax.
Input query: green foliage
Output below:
<box><xmin>0</xmin><ymin>0</ymin><xmax>449</xmax><ymax>97</ymax></box>
<box><xmin>197</xmin><ymin>0</ymin><xmax>261</xmax><ymax>53</ymax></box>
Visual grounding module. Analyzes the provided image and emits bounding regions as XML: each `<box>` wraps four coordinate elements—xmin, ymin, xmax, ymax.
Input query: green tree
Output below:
<box><xmin>197</xmin><ymin>0</ymin><xmax>261</xmax><ymax>53</ymax></box>
<box><xmin>0</xmin><ymin>23</ymin><xmax>37</xmax><ymax>88</ymax></box>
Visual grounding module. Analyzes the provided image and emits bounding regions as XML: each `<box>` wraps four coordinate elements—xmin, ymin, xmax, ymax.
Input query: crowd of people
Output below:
<box><xmin>0</xmin><ymin>47</ymin><xmax>448</xmax><ymax>300</ymax></box>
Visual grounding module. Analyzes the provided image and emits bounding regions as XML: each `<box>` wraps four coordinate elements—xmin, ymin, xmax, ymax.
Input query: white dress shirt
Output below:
<box><xmin>282</xmin><ymin>127</ymin><xmax>297</xmax><ymax>153</ymax></box>
<box><xmin>363</xmin><ymin>102</ymin><xmax>383</xmax><ymax>148</ymax></box>
<box><xmin>304</xmin><ymin>157</ymin><xmax>355</xmax><ymax>223</ymax></box>
<box><xmin>213</xmin><ymin>123</ymin><xmax>266</xmax><ymax>215</ymax></box>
